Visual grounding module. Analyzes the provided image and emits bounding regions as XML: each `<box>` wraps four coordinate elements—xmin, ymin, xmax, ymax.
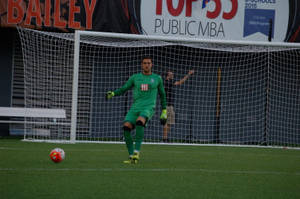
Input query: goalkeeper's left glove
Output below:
<box><xmin>160</xmin><ymin>109</ymin><xmax>167</xmax><ymax>125</ymax></box>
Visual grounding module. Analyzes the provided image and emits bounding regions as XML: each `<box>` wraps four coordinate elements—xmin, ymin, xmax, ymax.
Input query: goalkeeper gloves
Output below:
<box><xmin>160</xmin><ymin>109</ymin><xmax>167</xmax><ymax>125</ymax></box>
<box><xmin>106</xmin><ymin>91</ymin><xmax>115</xmax><ymax>100</ymax></box>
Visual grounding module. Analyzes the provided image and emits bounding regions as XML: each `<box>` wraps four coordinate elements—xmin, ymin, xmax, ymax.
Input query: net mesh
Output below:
<box><xmin>17</xmin><ymin>27</ymin><xmax>300</xmax><ymax>147</ymax></box>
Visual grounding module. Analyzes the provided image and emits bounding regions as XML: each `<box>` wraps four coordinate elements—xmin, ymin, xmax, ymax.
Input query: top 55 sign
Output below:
<box><xmin>140</xmin><ymin>0</ymin><xmax>289</xmax><ymax>42</ymax></box>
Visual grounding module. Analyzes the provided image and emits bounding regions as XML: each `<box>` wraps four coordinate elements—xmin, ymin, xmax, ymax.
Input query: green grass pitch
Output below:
<box><xmin>0</xmin><ymin>138</ymin><xmax>300</xmax><ymax>199</ymax></box>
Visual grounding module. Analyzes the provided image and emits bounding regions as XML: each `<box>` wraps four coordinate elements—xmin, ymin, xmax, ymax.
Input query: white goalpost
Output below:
<box><xmin>17</xmin><ymin>27</ymin><xmax>300</xmax><ymax>148</ymax></box>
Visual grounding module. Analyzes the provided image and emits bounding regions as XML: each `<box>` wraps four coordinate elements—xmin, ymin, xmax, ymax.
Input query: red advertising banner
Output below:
<box><xmin>0</xmin><ymin>0</ymin><xmax>139</xmax><ymax>33</ymax></box>
<box><xmin>0</xmin><ymin>0</ymin><xmax>96</xmax><ymax>32</ymax></box>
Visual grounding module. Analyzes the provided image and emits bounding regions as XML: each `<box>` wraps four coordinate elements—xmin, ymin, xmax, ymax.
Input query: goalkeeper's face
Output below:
<box><xmin>141</xmin><ymin>58</ymin><xmax>153</xmax><ymax>75</ymax></box>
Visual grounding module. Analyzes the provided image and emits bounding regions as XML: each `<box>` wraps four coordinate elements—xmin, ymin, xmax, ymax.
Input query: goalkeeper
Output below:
<box><xmin>106</xmin><ymin>56</ymin><xmax>167</xmax><ymax>164</ymax></box>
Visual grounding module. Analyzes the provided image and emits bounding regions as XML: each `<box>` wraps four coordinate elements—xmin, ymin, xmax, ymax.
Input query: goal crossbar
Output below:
<box><xmin>75</xmin><ymin>30</ymin><xmax>300</xmax><ymax>48</ymax></box>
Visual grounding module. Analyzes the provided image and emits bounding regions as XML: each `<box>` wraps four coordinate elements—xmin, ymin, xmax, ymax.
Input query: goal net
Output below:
<box><xmin>17</xmin><ymin>27</ymin><xmax>300</xmax><ymax>147</ymax></box>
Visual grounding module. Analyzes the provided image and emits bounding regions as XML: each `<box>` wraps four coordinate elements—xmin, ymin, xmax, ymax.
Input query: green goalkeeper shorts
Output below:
<box><xmin>124</xmin><ymin>107</ymin><xmax>154</xmax><ymax>125</ymax></box>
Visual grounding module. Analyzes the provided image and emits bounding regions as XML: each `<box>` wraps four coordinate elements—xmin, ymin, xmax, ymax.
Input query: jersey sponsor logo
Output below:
<box><xmin>140</xmin><ymin>84</ymin><xmax>149</xmax><ymax>91</ymax></box>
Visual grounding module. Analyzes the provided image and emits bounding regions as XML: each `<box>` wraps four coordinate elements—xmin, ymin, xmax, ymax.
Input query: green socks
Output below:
<box><xmin>124</xmin><ymin>130</ymin><xmax>134</xmax><ymax>155</ymax></box>
<box><xmin>124</xmin><ymin>125</ymin><xmax>144</xmax><ymax>156</ymax></box>
<box><xmin>135</xmin><ymin>125</ymin><xmax>144</xmax><ymax>152</ymax></box>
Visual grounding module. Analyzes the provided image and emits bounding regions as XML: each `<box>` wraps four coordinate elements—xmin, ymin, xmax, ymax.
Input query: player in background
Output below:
<box><xmin>106</xmin><ymin>56</ymin><xmax>167</xmax><ymax>164</ymax></box>
<box><xmin>163</xmin><ymin>69</ymin><xmax>195</xmax><ymax>142</ymax></box>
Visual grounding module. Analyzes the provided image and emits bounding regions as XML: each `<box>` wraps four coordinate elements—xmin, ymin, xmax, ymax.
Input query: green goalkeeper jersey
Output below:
<box><xmin>114</xmin><ymin>73</ymin><xmax>167</xmax><ymax>110</ymax></box>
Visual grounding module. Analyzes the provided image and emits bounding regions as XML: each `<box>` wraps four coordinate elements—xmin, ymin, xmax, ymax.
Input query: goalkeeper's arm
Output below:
<box><xmin>106</xmin><ymin>75</ymin><xmax>134</xmax><ymax>100</ymax></box>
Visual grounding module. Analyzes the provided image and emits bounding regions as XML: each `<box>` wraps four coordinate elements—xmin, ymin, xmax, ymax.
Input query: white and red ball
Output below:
<box><xmin>49</xmin><ymin>148</ymin><xmax>65</xmax><ymax>163</ymax></box>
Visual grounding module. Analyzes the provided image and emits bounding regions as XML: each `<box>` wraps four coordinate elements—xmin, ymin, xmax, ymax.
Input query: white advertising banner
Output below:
<box><xmin>140</xmin><ymin>0</ymin><xmax>289</xmax><ymax>42</ymax></box>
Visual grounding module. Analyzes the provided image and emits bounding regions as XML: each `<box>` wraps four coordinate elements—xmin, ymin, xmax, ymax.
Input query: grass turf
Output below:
<box><xmin>0</xmin><ymin>138</ymin><xmax>300</xmax><ymax>199</ymax></box>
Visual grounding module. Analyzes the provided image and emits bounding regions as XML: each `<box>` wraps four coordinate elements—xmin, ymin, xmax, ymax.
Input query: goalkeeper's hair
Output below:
<box><xmin>141</xmin><ymin>56</ymin><xmax>152</xmax><ymax>62</ymax></box>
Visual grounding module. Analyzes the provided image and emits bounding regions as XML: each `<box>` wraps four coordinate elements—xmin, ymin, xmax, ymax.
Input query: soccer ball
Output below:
<box><xmin>49</xmin><ymin>148</ymin><xmax>65</xmax><ymax>163</ymax></box>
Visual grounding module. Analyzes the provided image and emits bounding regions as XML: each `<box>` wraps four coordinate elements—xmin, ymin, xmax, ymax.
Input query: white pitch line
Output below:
<box><xmin>0</xmin><ymin>147</ymin><xmax>116</xmax><ymax>152</ymax></box>
<box><xmin>0</xmin><ymin>167</ymin><xmax>299</xmax><ymax>176</ymax></box>
<box><xmin>0</xmin><ymin>147</ymin><xmax>24</xmax><ymax>150</ymax></box>
<box><xmin>1</xmin><ymin>147</ymin><xmax>300</xmax><ymax>158</ymax></box>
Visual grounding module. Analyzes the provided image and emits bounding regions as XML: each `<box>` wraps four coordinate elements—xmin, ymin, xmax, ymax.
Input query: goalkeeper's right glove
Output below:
<box><xmin>106</xmin><ymin>91</ymin><xmax>115</xmax><ymax>100</ymax></box>
<box><xmin>160</xmin><ymin>109</ymin><xmax>167</xmax><ymax>125</ymax></box>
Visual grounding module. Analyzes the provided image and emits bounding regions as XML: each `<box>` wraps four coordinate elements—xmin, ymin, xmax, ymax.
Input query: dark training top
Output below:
<box><xmin>164</xmin><ymin>79</ymin><xmax>175</xmax><ymax>106</ymax></box>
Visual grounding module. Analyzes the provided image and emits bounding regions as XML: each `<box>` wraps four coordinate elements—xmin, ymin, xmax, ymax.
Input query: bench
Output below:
<box><xmin>0</xmin><ymin>107</ymin><xmax>66</xmax><ymax>124</ymax></box>
<box><xmin>0</xmin><ymin>107</ymin><xmax>68</xmax><ymax>137</ymax></box>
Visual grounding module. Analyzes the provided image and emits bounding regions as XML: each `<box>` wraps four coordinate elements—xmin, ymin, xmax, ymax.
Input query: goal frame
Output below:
<box><xmin>17</xmin><ymin>28</ymin><xmax>299</xmax><ymax>148</ymax></box>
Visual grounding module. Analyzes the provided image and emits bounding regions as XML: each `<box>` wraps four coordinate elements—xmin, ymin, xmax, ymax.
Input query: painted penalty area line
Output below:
<box><xmin>0</xmin><ymin>168</ymin><xmax>299</xmax><ymax>176</ymax></box>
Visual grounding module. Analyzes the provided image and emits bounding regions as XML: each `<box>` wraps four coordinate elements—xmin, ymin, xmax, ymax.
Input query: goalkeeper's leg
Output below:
<box><xmin>134</xmin><ymin>118</ymin><xmax>145</xmax><ymax>153</ymax></box>
<box><xmin>123</xmin><ymin>123</ymin><xmax>134</xmax><ymax>164</ymax></box>
<box><xmin>133</xmin><ymin>118</ymin><xmax>146</xmax><ymax>163</ymax></box>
